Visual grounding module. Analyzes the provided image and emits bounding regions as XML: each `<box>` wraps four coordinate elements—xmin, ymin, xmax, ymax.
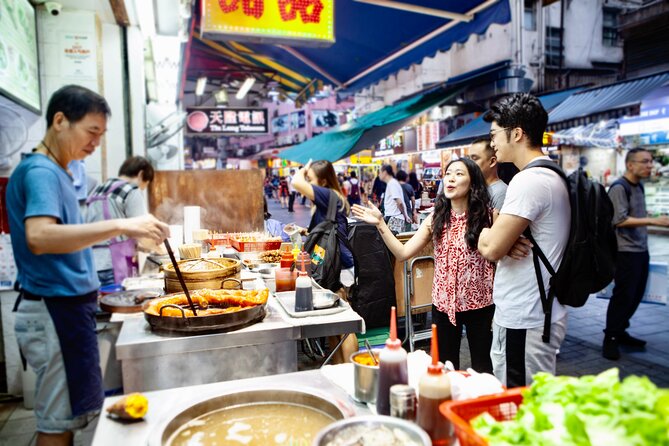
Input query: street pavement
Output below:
<box><xmin>269</xmin><ymin>197</ymin><xmax>669</xmax><ymax>387</ymax></box>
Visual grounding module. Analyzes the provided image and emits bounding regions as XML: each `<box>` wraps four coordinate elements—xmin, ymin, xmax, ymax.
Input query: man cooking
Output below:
<box><xmin>7</xmin><ymin>85</ymin><xmax>169</xmax><ymax>446</ymax></box>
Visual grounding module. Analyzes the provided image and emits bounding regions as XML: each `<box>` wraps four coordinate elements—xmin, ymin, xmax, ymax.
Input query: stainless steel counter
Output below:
<box><xmin>116</xmin><ymin>293</ymin><xmax>364</xmax><ymax>392</ymax></box>
<box><xmin>91</xmin><ymin>369</ymin><xmax>372</xmax><ymax>446</ymax></box>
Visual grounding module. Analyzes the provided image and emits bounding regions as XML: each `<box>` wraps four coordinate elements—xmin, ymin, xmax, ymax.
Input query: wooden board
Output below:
<box><xmin>393</xmin><ymin>234</ymin><xmax>434</xmax><ymax>318</ymax></box>
<box><xmin>149</xmin><ymin>170</ymin><xmax>264</xmax><ymax>232</ymax></box>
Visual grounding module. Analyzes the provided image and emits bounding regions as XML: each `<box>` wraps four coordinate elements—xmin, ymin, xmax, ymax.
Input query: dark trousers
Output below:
<box><xmin>605</xmin><ymin>251</ymin><xmax>650</xmax><ymax>337</ymax></box>
<box><xmin>288</xmin><ymin>192</ymin><xmax>296</xmax><ymax>212</ymax></box>
<box><xmin>432</xmin><ymin>305</ymin><xmax>494</xmax><ymax>373</ymax></box>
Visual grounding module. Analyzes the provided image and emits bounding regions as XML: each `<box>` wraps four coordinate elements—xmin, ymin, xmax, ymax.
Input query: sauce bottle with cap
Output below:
<box><xmin>294</xmin><ymin>253</ymin><xmax>313</xmax><ymax>312</ymax></box>
<box><xmin>375</xmin><ymin>306</ymin><xmax>408</xmax><ymax>415</ymax></box>
<box><xmin>416</xmin><ymin>324</ymin><xmax>452</xmax><ymax>445</ymax></box>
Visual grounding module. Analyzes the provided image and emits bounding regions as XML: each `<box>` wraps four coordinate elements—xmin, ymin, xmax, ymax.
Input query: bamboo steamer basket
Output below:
<box><xmin>163</xmin><ymin>258</ymin><xmax>242</xmax><ymax>294</ymax></box>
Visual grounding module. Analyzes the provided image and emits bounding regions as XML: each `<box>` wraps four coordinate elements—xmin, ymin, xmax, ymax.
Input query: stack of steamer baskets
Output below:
<box><xmin>162</xmin><ymin>258</ymin><xmax>242</xmax><ymax>293</ymax></box>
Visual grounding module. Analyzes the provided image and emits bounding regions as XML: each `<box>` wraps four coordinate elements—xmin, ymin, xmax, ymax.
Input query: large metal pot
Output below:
<box><xmin>313</xmin><ymin>415</ymin><xmax>432</xmax><ymax>446</ymax></box>
<box><xmin>147</xmin><ymin>388</ymin><xmax>353</xmax><ymax>446</ymax></box>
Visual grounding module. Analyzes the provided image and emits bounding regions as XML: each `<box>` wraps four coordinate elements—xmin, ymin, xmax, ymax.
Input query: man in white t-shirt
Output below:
<box><xmin>468</xmin><ymin>137</ymin><xmax>507</xmax><ymax>211</ymax></box>
<box><xmin>379</xmin><ymin>165</ymin><xmax>410</xmax><ymax>233</ymax></box>
<box><xmin>478</xmin><ymin>93</ymin><xmax>570</xmax><ymax>387</ymax></box>
<box><xmin>287</xmin><ymin>169</ymin><xmax>297</xmax><ymax>212</ymax></box>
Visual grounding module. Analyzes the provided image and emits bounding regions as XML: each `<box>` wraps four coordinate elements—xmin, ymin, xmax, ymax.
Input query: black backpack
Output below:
<box><xmin>524</xmin><ymin>160</ymin><xmax>617</xmax><ymax>343</ymax></box>
<box><xmin>347</xmin><ymin>221</ymin><xmax>396</xmax><ymax>329</ymax></box>
<box><xmin>304</xmin><ymin>192</ymin><xmax>346</xmax><ymax>292</ymax></box>
<box><xmin>349</xmin><ymin>180</ymin><xmax>360</xmax><ymax>200</ymax></box>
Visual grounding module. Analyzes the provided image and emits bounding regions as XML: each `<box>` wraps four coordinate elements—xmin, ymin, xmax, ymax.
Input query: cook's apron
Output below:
<box><xmin>87</xmin><ymin>181</ymin><xmax>139</xmax><ymax>284</ymax></box>
<box><xmin>18</xmin><ymin>290</ymin><xmax>104</xmax><ymax>417</ymax></box>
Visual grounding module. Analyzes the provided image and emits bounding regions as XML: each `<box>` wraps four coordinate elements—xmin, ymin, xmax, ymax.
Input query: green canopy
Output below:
<box><xmin>280</xmin><ymin>87</ymin><xmax>461</xmax><ymax>164</ymax></box>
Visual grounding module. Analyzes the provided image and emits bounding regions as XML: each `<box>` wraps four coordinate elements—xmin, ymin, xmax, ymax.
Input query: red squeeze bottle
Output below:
<box><xmin>375</xmin><ymin>306</ymin><xmax>408</xmax><ymax>415</ymax></box>
<box><xmin>416</xmin><ymin>324</ymin><xmax>452</xmax><ymax>445</ymax></box>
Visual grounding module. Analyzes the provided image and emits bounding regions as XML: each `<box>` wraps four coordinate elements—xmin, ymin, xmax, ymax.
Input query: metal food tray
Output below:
<box><xmin>273</xmin><ymin>291</ymin><xmax>348</xmax><ymax>318</ymax></box>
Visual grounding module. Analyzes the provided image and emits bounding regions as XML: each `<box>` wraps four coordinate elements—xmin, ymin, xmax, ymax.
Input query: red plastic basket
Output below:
<box><xmin>439</xmin><ymin>387</ymin><xmax>526</xmax><ymax>446</ymax></box>
<box><xmin>231</xmin><ymin>239</ymin><xmax>282</xmax><ymax>252</ymax></box>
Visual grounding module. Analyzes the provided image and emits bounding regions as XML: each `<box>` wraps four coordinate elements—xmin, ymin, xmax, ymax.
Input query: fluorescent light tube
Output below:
<box><xmin>215</xmin><ymin>89</ymin><xmax>228</xmax><ymax>104</ymax></box>
<box><xmin>235</xmin><ymin>77</ymin><xmax>256</xmax><ymax>100</ymax></box>
<box><xmin>195</xmin><ymin>76</ymin><xmax>207</xmax><ymax>96</ymax></box>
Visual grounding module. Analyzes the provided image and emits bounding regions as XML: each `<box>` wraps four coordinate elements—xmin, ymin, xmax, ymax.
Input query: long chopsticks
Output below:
<box><xmin>164</xmin><ymin>239</ymin><xmax>198</xmax><ymax>316</ymax></box>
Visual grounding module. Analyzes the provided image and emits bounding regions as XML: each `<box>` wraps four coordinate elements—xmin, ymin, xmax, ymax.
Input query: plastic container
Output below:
<box><xmin>231</xmin><ymin>238</ymin><xmax>281</xmax><ymax>252</ymax></box>
<box><xmin>280</xmin><ymin>250</ymin><xmax>295</xmax><ymax>269</ymax></box>
<box><xmin>439</xmin><ymin>387</ymin><xmax>525</xmax><ymax>446</ymax></box>
<box><xmin>375</xmin><ymin>306</ymin><xmax>408</xmax><ymax>416</ymax></box>
<box><xmin>417</xmin><ymin>324</ymin><xmax>452</xmax><ymax>445</ymax></box>
<box><xmin>275</xmin><ymin>267</ymin><xmax>296</xmax><ymax>292</ymax></box>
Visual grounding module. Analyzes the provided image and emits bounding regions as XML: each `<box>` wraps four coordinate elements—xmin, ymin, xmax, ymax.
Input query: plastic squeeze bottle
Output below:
<box><xmin>375</xmin><ymin>306</ymin><xmax>408</xmax><ymax>415</ymax></box>
<box><xmin>416</xmin><ymin>324</ymin><xmax>452</xmax><ymax>445</ymax></box>
<box><xmin>294</xmin><ymin>254</ymin><xmax>313</xmax><ymax>312</ymax></box>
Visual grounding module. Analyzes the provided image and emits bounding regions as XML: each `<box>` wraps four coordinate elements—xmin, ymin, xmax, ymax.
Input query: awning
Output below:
<box><xmin>552</xmin><ymin>119</ymin><xmax>620</xmax><ymax>148</ymax></box>
<box><xmin>280</xmin><ymin>86</ymin><xmax>461</xmax><ymax>164</ymax></box>
<box><xmin>186</xmin><ymin>0</ymin><xmax>511</xmax><ymax>96</ymax></box>
<box><xmin>548</xmin><ymin>71</ymin><xmax>669</xmax><ymax>130</ymax></box>
<box><xmin>436</xmin><ymin>86</ymin><xmax>584</xmax><ymax>148</ymax></box>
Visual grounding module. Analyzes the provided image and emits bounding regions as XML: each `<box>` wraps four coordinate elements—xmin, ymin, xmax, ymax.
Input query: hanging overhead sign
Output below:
<box><xmin>201</xmin><ymin>0</ymin><xmax>334</xmax><ymax>46</ymax></box>
<box><xmin>186</xmin><ymin>107</ymin><xmax>269</xmax><ymax>135</ymax></box>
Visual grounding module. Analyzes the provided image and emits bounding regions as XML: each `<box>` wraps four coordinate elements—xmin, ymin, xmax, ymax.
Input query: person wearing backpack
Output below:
<box><xmin>292</xmin><ymin>160</ymin><xmax>358</xmax><ymax>362</ymax></box>
<box><xmin>86</xmin><ymin>156</ymin><xmax>160</xmax><ymax>286</ymax></box>
<box><xmin>477</xmin><ymin>93</ymin><xmax>570</xmax><ymax>387</ymax></box>
<box><xmin>603</xmin><ymin>148</ymin><xmax>669</xmax><ymax>360</ymax></box>
<box><xmin>347</xmin><ymin>171</ymin><xmax>362</xmax><ymax>206</ymax></box>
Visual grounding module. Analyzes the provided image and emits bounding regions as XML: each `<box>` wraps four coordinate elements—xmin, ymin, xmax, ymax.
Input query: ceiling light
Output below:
<box><xmin>215</xmin><ymin>89</ymin><xmax>228</xmax><ymax>104</ymax></box>
<box><xmin>195</xmin><ymin>76</ymin><xmax>207</xmax><ymax>96</ymax></box>
<box><xmin>235</xmin><ymin>76</ymin><xmax>256</xmax><ymax>100</ymax></box>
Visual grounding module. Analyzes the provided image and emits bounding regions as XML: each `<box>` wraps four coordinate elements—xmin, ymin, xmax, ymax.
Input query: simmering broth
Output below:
<box><xmin>168</xmin><ymin>402</ymin><xmax>335</xmax><ymax>446</ymax></box>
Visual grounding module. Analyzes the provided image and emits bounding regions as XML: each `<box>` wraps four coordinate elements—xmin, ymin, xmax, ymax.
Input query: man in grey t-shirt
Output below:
<box><xmin>469</xmin><ymin>137</ymin><xmax>507</xmax><ymax>210</ymax></box>
<box><xmin>603</xmin><ymin>148</ymin><xmax>669</xmax><ymax>360</ymax></box>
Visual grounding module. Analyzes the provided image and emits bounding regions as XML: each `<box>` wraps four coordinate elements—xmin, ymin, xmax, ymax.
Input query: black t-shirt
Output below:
<box><xmin>310</xmin><ymin>185</ymin><xmax>354</xmax><ymax>269</ymax></box>
<box><xmin>401</xmin><ymin>183</ymin><xmax>414</xmax><ymax>214</ymax></box>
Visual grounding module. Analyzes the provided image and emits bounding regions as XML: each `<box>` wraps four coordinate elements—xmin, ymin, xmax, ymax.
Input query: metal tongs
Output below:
<box><xmin>164</xmin><ymin>239</ymin><xmax>198</xmax><ymax>316</ymax></box>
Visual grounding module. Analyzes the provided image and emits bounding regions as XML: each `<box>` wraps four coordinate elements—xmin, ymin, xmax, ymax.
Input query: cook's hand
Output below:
<box><xmin>352</xmin><ymin>203</ymin><xmax>383</xmax><ymax>226</ymax></box>
<box><xmin>121</xmin><ymin>214</ymin><xmax>170</xmax><ymax>244</ymax></box>
<box><xmin>507</xmin><ymin>236</ymin><xmax>532</xmax><ymax>260</ymax></box>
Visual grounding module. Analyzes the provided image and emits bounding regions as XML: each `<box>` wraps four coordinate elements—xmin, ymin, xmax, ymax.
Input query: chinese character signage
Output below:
<box><xmin>186</xmin><ymin>107</ymin><xmax>269</xmax><ymax>135</ymax></box>
<box><xmin>202</xmin><ymin>0</ymin><xmax>334</xmax><ymax>46</ymax></box>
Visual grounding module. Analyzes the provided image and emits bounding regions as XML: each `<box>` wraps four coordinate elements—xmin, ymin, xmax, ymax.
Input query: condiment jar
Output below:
<box><xmin>296</xmin><ymin>251</ymin><xmax>311</xmax><ymax>276</ymax></box>
<box><xmin>375</xmin><ymin>306</ymin><xmax>408</xmax><ymax>416</ymax></box>
<box><xmin>389</xmin><ymin>384</ymin><xmax>416</xmax><ymax>421</ymax></box>
<box><xmin>280</xmin><ymin>250</ymin><xmax>294</xmax><ymax>269</ymax></box>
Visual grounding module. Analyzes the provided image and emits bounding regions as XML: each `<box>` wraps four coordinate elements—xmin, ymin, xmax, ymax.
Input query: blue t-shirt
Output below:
<box><xmin>310</xmin><ymin>185</ymin><xmax>354</xmax><ymax>269</ymax></box>
<box><xmin>7</xmin><ymin>154</ymin><xmax>99</xmax><ymax>296</ymax></box>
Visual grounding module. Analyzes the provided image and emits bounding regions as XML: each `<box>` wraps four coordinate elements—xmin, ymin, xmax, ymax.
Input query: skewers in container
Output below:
<box><xmin>178</xmin><ymin>243</ymin><xmax>201</xmax><ymax>259</ymax></box>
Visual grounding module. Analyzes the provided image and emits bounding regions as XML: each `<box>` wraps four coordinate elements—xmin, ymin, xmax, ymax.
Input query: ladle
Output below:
<box><xmin>363</xmin><ymin>339</ymin><xmax>378</xmax><ymax>365</ymax></box>
<box><xmin>164</xmin><ymin>239</ymin><xmax>198</xmax><ymax>316</ymax></box>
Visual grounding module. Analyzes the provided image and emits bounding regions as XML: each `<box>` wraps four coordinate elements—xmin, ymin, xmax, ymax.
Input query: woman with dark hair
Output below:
<box><xmin>278</xmin><ymin>176</ymin><xmax>290</xmax><ymax>208</ymax></box>
<box><xmin>353</xmin><ymin>158</ymin><xmax>495</xmax><ymax>372</ymax></box>
<box><xmin>86</xmin><ymin>156</ymin><xmax>158</xmax><ymax>285</ymax></box>
<box><xmin>408</xmin><ymin>171</ymin><xmax>423</xmax><ymax>199</ymax></box>
<box><xmin>292</xmin><ymin>160</ymin><xmax>357</xmax><ymax>362</ymax></box>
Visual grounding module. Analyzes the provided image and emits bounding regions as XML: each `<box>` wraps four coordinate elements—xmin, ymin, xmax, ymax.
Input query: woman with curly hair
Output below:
<box><xmin>353</xmin><ymin>158</ymin><xmax>495</xmax><ymax>372</ymax></box>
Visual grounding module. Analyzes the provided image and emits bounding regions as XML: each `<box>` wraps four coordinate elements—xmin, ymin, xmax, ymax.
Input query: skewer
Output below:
<box><xmin>164</xmin><ymin>239</ymin><xmax>198</xmax><ymax>316</ymax></box>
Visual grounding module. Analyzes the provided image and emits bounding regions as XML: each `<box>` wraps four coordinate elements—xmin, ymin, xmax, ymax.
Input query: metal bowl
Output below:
<box><xmin>148</xmin><ymin>388</ymin><xmax>354</xmax><ymax>446</ymax></box>
<box><xmin>313</xmin><ymin>415</ymin><xmax>431</xmax><ymax>446</ymax></box>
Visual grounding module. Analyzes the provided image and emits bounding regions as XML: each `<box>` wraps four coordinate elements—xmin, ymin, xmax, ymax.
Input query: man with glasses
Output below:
<box><xmin>603</xmin><ymin>148</ymin><xmax>669</xmax><ymax>360</ymax></box>
<box><xmin>477</xmin><ymin>93</ymin><xmax>570</xmax><ymax>387</ymax></box>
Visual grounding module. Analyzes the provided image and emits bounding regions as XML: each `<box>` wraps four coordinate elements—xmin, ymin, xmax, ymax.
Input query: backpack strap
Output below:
<box><xmin>522</xmin><ymin>160</ymin><xmax>568</xmax><ymax>344</ymax></box>
<box><xmin>326</xmin><ymin>190</ymin><xmax>340</xmax><ymax>222</ymax></box>
<box><xmin>610</xmin><ymin>176</ymin><xmax>643</xmax><ymax>203</ymax></box>
<box><xmin>87</xmin><ymin>180</ymin><xmax>128</xmax><ymax>244</ymax></box>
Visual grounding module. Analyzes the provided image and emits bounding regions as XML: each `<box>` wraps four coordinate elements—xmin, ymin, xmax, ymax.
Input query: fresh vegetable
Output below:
<box><xmin>106</xmin><ymin>393</ymin><xmax>149</xmax><ymax>420</ymax></box>
<box><xmin>472</xmin><ymin>368</ymin><xmax>669</xmax><ymax>446</ymax></box>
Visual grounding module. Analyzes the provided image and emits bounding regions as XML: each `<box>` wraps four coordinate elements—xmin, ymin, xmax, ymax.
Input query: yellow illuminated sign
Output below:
<box><xmin>202</xmin><ymin>0</ymin><xmax>334</xmax><ymax>45</ymax></box>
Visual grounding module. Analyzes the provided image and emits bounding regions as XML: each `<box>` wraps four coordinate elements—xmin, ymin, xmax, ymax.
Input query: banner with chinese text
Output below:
<box><xmin>202</xmin><ymin>0</ymin><xmax>334</xmax><ymax>46</ymax></box>
<box><xmin>186</xmin><ymin>107</ymin><xmax>269</xmax><ymax>135</ymax></box>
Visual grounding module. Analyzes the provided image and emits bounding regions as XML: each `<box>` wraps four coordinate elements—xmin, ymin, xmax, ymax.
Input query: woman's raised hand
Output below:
<box><xmin>351</xmin><ymin>203</ymin><xmax>383</xmax><ymax>226</ymax></box>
